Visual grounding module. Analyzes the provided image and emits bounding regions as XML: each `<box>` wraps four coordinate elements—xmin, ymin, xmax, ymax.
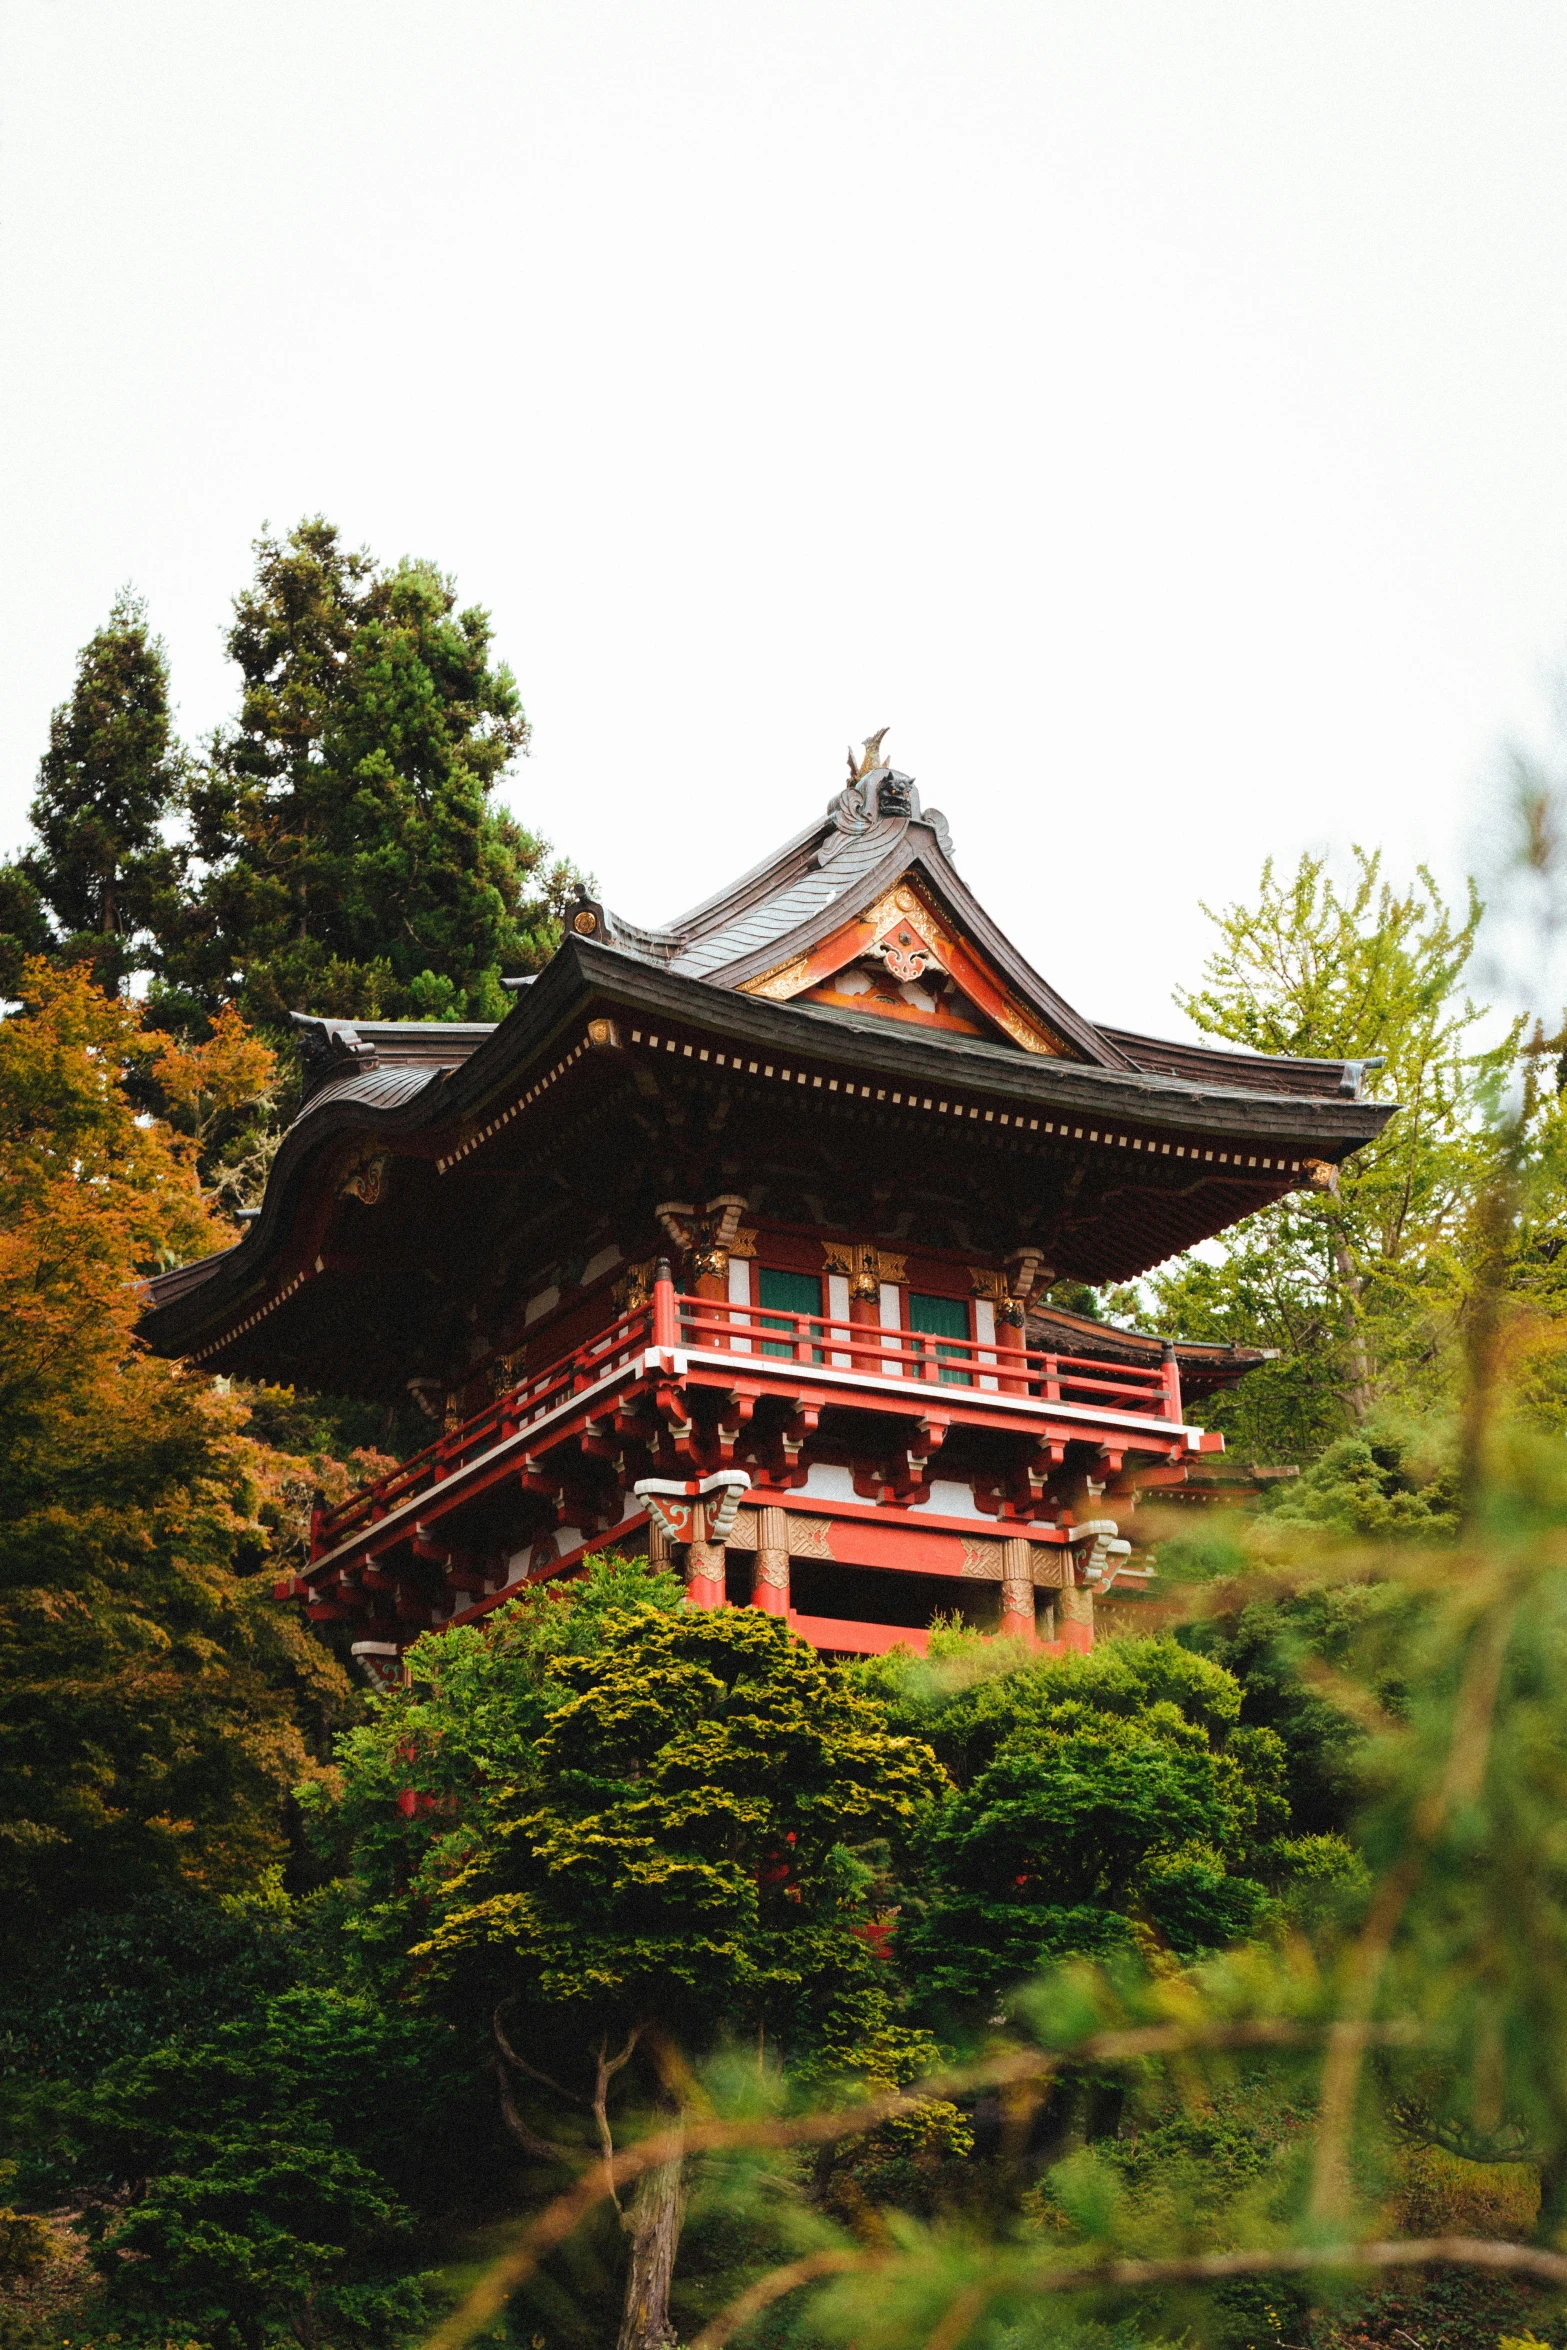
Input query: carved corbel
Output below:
<box><xmin>778</xmin><ymin>1406</ymin><xmax>819</xmax><ymax>1486</ymax></box>
<box><xmin>680</xmin><ymin>1194</ymin><xmax>751</xmax><ymax>1283</ymax></box>
<box><xmin>706</xmin><ymin>1194</ymin><xmax>750</xmax><ymax>1249</ymax></box>
<box><xmin>1005</xmin><ymin>1246</ymin><xmax>1051</xmax><ymax>1304</ymax></box>
<box><xmin>655</xmin><ymin>1201</ymin><xmax>696</xmax><ymax>1253</ymax></box>
<box><xmin>884</xmin><ymin>1448</ymin><xmax>932</xmax><ymax>1503</ymax></box>
<box><xmin>907</xmin><ymin>1415</ymin><xmax>950</xmax><ymax>1459</ymax></box>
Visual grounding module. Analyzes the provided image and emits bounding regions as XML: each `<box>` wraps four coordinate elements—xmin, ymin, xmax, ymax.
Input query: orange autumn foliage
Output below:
<box><xmin>0</xmin><ymin>962</ymin><xmax>353</xmax><ymax>1930</ymax></box>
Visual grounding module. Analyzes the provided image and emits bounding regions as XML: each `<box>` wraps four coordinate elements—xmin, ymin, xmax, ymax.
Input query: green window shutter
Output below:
<box><xmin>759</xmin><ymin>1268</ymin><xmax>824</xmax><ymax>1361</ymax></box>
<box><xmin>909</xmin><ymin>1290</ymin><xmax>972</xmax><ymax>1385</ymax></box>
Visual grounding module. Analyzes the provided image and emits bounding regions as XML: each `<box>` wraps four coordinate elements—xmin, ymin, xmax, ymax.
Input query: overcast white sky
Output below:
<box><xmin>5</xmin><ymin>1</ymin><xmax>1567</xmax><ymax>1033</ymax></box>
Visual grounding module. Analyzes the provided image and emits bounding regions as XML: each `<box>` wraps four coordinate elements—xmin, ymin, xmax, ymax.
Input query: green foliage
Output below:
<box><xmin>1150</xmin><ymin>848</ymin><xmax>1519</xmax><ymax>1458</ymax></box>
<box><xmin>0</xmin><ymin>1877</ymin><xmax>316</xmax><ymax>2094</ymax></box>
<box><xmin>315</xmin><ymin>1555</ymin><xmax>688</xmax><ymax>1964</ymax></box>
<box><xmin>0</xmin><ymin>965</ymin><xmax>354</xmax><ymax>1942</ymax></box>
<box><xmin>239</xmin><ymin>1386</ymin><xmax>409</xmax><ymax>1464</ymax></box>
<box><xmin>1265</xmin><ymin>1427</ymin><xmax>1462</xmax><ymax>1537</ymax></box>
<box><xmin>0</xmin><ymin>2205</ymin><xmax>55</xmax><ymax>2286</ymax></box>
<box><xmin>164</xmin><ymin>518</ymin><xmax>579</xmax><ymax>1035</ymax></box>
<box><xmin>1178</xmin><ymin>1582</ymin><xmax>1383</xmax><ymax>1841</ymax></box>
<box><xmin>19</xmin><ymin>589</ymin><xmax>186</xmax><ymax>996</ymax></box>
<box><xmin>0</xmin><ymin>865</ymin><xmax>51</xmax><ymax>999</ymax></box>
<box><xmin>855</xmin><ymin>1630</ymin><xmax>1248</xmax><ymax>1788</ymax></box>
<box><xmin>864</xmin><ymin>1639</ymin><xmax>1286</xmax><ymax>2011</ymax></box>
<box><xmin>70</xmin><ymin>1989</ymin><xmax>477</xmax><ymax>2350</ymax></box>
<box><xmin>409</xmin><ymin>1605</ymin><xmax>947</xmax><ymax>2056</ymax></box>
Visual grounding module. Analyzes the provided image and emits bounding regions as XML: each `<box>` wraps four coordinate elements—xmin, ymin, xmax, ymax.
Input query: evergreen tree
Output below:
<box><xmin>21</xmin><ymin>589</ymin><xmax>185</xmax><ymax>994</ymax></box>
<box><xmin>166</xmin><ymin>518</ymin><xmax>577</xmax><ymax>1034</ymax></box>
<box><xmin>857</xmin><ymin>1632</ymin><xmax>1311</xmax><ymax>2016</ymax></box>
<box><xmin>0</xmin><ymin>862</ymin><xmax>51</xmax><ymax>998</ymax></box>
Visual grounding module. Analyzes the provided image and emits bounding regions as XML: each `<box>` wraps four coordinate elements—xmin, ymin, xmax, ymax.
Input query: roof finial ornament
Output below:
<box><xmin>848</xmin><ymin>726</ymin><xmax>890</xmax><ymax>783</ymax></box>
<box><xmin>824</xmin><ymin>725</ymin><xmax>953</xmax><ymax>855</ymax></box>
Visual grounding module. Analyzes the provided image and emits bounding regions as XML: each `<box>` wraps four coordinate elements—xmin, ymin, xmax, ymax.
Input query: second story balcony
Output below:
<box><xmin>289</xmin><ymin>1265</ymin><xmax>1224</xmax><ymax>1638</ymax></box>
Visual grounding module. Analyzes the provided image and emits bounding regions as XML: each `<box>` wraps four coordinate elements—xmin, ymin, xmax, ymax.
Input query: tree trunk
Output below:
<box><xmin>1537</xmin><ymin>2143</ymin><xmax>1567</xmax><ymax>2244</ymax></box>
<box><xmin>616</xmin><ymin>2112</ymin><xmax>686</xmax><ymax>2350</ymax></box>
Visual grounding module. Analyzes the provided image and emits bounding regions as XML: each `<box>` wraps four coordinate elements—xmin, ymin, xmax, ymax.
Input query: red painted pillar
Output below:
<box><xmin>848</xmin><ymin>1290</ymin><xmax>879</xmax><ymax>1376</ymax></box>
<box><xmin>751</xmin><ymin>1503</ymin><xmax>790</xmax><ymax>1616</ymax></box>
<box><xmin>694</xmin><ymin>1257</ymin><xmax>728</xmax><ymax>1349</ymax></box>
<box><xmin>996</xmin><ymin>1303</ymin><xmax>1028</xmax><ymax>1396</ymax></box>
<box><xmin>1059</xmin><ymin>1582</ymin><xmax>1095</xmax><ymax>1653</ymax></box>
<box><xmin>1000</xmin><ymin>1535</ymin><xmax>1036</xmax><ymax>1643</ymax></box>
<box><xmin>685</xmin><ymin>1500</ymin><xmax>726</xmax><ymax>1609</ymax></box>
<box><xmin>1161</xmin><ymin>1339</ymin><xmax>1183</xmax><ymax>1424</ymax></box>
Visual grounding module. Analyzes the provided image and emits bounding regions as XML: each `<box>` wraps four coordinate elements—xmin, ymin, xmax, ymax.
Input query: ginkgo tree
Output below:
<box><xmin>1150</xmin><ymin>849</ymin><xmax>1522</xmax><ymax>1458</ymax></box>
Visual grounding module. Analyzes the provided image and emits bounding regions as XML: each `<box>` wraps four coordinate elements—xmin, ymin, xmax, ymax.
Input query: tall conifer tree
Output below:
<box><xmin>166</xmin><ymin>519</ymin><xmax>574</xmax><ymax>1034</ymax></box>
<box><xmin>23</xmin><ymin>589</ymin><xmax>185</xmax><ymax>994</ymax></box>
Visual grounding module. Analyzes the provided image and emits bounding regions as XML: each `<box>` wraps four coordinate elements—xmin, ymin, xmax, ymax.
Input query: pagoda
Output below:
<box><xmin>141</xmin><ymin>738</ymin><xmax>1390</xmax><ymax>1670</ymax></box>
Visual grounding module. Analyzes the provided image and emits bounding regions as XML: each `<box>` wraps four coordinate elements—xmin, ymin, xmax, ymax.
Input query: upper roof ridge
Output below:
<box><xmin>822</xmin><ymin>728</ymin><xmax>953</xmax><ymax>859</ymax></box>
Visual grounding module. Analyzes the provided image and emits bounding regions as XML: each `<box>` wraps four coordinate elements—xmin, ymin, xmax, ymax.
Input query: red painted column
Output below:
<box><xmin>685</xmin><ymin>1502</ymin><xmax>727</xmax><ymax>1608</ymax></box>
<box><xmin>1161</xmin><ymin>1339</ymin><xmax>1184</xmax><ymax>1423</ymax></box>
<box><xmin>995</xmin><ymin>1302</ymin><xmax>1028</xmax><ymax>1396</ymax></box>
<box><xmin>1059</xmin><ymin>1581</ymin><xmax>1095</xmax><ymax>1653</ymax></box>
<box><xmin>1000</xmin><ymin>1535</ymin><xmax>1036</xmax><ymax>1644</ymax></box>
<box><xmin>694</xmin><ymin>1250</ymin><xmax>729</xmax><ymax>1348</ymax></box>
<box><xmin>751</xmin><ymin>1503</ymin><xmax>790</xmax><ymax>1616</ymax></box>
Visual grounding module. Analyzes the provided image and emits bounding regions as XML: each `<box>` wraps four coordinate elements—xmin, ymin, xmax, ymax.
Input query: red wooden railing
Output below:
<box><xmin>310</xmin><ymin>1266</ymin><xmax>1182</xmax><ymax>1560</ymax></box>
<box><xmin>675</xmin><ymin>1292</ymin><xmax>1179</xmax><ymax>1417</ymax></box>
<box><xmin>312</xmin><ymin>1299</ymin><xmax>655</xmax><ymax>1552</ymax></box>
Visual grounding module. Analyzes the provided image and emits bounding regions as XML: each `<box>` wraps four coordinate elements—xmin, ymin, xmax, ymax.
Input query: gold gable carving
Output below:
<box><xmin>741</xmin><ymin>876</ymin><xmax>1069</xmax><ymax>1057</ymax></box>
<box><xmin>745</xmin><ymin>955</ymin><xmax>812</xmax><ymax>1002</ymax></box>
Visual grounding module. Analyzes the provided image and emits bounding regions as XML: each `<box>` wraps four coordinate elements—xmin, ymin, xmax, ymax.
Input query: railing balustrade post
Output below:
<box><xmin>653</xmin><ymin>1258</ymin><xmax>679</xmax><ymax>1353</ymax></box>
<box><xmin>1161</xmin><ymin>1339</ymin><xmax>1183</xmax><ymax>1423</ymax></box>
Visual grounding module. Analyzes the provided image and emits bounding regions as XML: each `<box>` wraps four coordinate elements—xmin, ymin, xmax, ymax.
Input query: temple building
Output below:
<box><xmin>141</xmin><ymin>738</ymin><xmax>1391</xmax><ymax>1671</ymax></box>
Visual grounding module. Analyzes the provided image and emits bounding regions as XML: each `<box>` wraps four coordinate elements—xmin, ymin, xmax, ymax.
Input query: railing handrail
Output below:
<box><xmin>674</xmin><ymin>1291</ymin><xmax>1170</xmax><ymax>1398</ymax></box>
<box><xmin>314</xmin><ymin>1299</ymin><xmax>654</xmax><ymax>1548</ymax></box>
<box><xmin>311</xmin><ymin>1286</ymin><xmax>1183</xmax><ymax>1558</ymax></box>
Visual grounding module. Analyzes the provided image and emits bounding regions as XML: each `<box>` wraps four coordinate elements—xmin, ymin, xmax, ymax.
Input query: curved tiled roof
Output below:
<box><xmin>667</xmin><ymin>819</ymin><xmax>911</xmax><ymax>978</ymax></box>
<box><xmin>293</xmin><ymin>1063</ymin><xmax>445</xmax><ymax>1121</ymax></box>
<box><xmin>139</xmin><ymin>750</ymin><xmax>1398</xmax><ymax>1377</ymax></box>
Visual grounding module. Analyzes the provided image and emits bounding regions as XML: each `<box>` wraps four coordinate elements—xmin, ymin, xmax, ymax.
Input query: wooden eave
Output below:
<box><xmin>1023</xmin><ymin>1300</ymin><xmax>1274</xmax><ymax>1402</ymax></box>
<box><xmin>140</xmin><ymin>937</ymin><xmax>1395</xmax><ymax>1381</ymax></box>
